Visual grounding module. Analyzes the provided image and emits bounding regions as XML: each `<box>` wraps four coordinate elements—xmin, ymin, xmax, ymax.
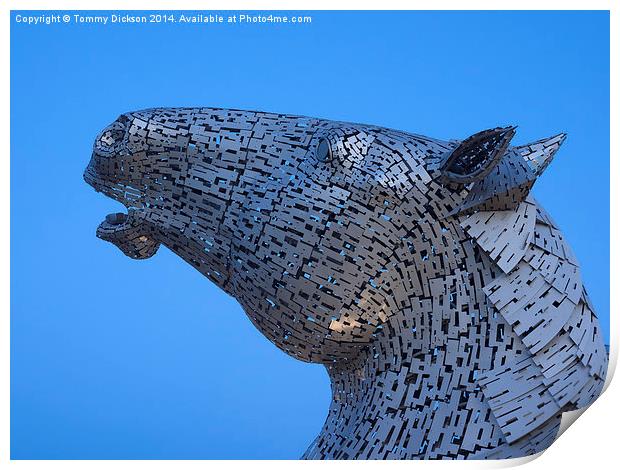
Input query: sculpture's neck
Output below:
<box><xmin>302</xmin><ymin>303</ymin><xmax>518</xmax><ymax>460</ymax></box>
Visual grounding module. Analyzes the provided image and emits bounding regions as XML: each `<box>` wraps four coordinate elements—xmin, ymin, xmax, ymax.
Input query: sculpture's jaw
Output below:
<box><xmin>95</xmin><ymin>210</ymin><xmax>160</xmax><ymax>260</ymax></box>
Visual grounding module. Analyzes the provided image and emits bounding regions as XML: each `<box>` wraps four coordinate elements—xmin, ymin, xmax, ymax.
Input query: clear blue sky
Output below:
<box><xmin>11</xmin><ymin>10</ymin><xmax>609</xmax><ymax>459</ymax></box>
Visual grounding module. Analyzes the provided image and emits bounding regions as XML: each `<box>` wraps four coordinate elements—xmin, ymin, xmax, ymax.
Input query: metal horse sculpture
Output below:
<box><xmin>85</xmin><ymin>108</ymin><xmax>607</xmax><ymax>459</ymax></box>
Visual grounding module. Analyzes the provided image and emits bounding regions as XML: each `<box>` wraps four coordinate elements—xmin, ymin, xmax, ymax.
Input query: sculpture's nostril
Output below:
<box><xmin>94</xmin><ymin>120</ymin><xmax>127</xmax><ymax>156</ymax></box>
<box><xmin>101</xmin><ymin>128</ymin><xmax>124</xmax><ymax>147</ymax></box>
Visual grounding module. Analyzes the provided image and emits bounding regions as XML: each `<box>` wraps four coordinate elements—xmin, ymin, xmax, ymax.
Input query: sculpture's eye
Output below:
<box><xmin>316</xmin><ymin>138</ymin><xmax>332</xmax><ymax>162</ymax></box>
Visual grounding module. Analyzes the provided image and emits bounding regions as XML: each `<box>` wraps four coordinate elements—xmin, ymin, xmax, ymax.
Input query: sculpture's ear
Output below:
<box><xmin>439</xmin><ymin>126</ymin><xmax>516</xmax><ymax>184</ymax></box>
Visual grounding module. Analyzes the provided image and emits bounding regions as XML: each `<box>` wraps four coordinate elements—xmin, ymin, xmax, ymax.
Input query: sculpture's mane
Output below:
<box><xmin>458</xmin><ymin>196</ymin><xmax>608</xmax><ymax>448</ymax></box>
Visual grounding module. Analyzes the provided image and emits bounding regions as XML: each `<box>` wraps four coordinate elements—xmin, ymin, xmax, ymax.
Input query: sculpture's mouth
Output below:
<box><xmin>101</xmin><ymin>211</ymin><xmax>128</xmax><ymax>226</ymax></box>
<box><xmin>96</xmin><ymin>211</ymin><xmax>131</xmax><ymax>238</ymax></box>
<box><xmin>84</xmin><ymin>166</ymin><xmax>160</xmax><ymax>260</ymax></box>
<box><xmin>94</xmin><ymin>207</ymin><xmax>160</xmax><ymax>260</ymax></box>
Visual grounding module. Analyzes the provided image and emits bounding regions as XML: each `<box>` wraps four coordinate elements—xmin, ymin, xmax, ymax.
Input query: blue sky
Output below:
<box><xmin>11</xmin><ymin>10</ymin><xmax>609</xmax><ymax>459</ymax></box>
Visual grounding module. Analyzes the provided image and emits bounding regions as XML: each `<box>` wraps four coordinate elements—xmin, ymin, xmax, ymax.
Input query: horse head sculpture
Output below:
<box><xmin>85</xmin><ymin>108</ymin><xmax>607</xmax><ymax>459</ymax></box>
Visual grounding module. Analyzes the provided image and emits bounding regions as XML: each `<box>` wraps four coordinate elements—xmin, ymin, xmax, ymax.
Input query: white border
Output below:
<box><xmin>3</xmin><ymin>1</ymin><xmax>617</xmax><ymax>468</ymax></box>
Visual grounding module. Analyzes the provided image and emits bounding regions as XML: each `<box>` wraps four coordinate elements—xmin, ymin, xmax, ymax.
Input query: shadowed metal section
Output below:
<box><xmin>439</xmin><ymin>126</ymin><xmax>516</xmax><ymax>184</ymax></box>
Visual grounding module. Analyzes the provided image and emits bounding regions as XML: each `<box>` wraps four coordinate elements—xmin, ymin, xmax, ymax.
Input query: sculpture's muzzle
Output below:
<box><xmin>84</xmin><ymin>116</ymin><xmax>161</xmax><ymax>260</ymax></box>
